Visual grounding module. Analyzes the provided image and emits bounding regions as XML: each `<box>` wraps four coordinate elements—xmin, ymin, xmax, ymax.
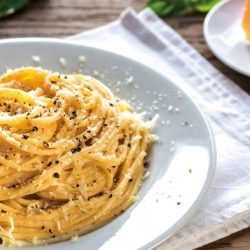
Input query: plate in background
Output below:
<box><xmin>0</xmin><ymin>38</ymin><xmax>216</xmax><ymax>250</ymax></box>
<box><xmin>204</xmin><ymin>0</ymin><xmax>250</xmax><ymax>77</ymax></box>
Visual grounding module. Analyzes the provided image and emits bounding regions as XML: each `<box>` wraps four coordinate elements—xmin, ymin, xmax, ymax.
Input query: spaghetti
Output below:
<box><xmin>0</xmin><ymin>67</ymin><xmax>154</xmax><ymax>246</ymax></box>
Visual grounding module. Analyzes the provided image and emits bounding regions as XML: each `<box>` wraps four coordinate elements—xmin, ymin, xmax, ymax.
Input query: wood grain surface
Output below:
<box><xmin>0</xmin><ymin>0</ymin><xmax>249</xmax><ymax>249</ymax></box>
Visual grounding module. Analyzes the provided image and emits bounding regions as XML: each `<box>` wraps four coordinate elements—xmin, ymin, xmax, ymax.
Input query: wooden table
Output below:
<box><xmin>0</xmin><ymin>0</ymin><xmax>249</xmax><ymax>249</ymax></box>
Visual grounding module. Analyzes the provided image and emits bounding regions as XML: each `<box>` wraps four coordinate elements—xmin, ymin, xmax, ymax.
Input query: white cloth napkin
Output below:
<box><xmin>68</xmin><ymin>8</ymin><xmax>250</xmax><ymax>250</ymax></box>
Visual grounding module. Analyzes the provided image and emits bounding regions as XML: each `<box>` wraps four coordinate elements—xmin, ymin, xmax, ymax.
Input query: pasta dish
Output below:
<box><xmin>0</xmin><ymin>67</ymin><xmax>154</xmax><ymax>246</ymax></box>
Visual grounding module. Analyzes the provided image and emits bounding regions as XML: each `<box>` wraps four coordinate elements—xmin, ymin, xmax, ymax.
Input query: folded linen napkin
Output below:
<box><xmin>68</xmin><ymin>8</ymin><xmax>250</xmax><ymax>250</ymax></box>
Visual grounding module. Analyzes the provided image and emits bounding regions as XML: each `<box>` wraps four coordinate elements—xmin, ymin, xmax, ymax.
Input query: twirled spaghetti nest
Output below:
<box><xmin>0</xmin><ymin>67</ymin><xmax>153</xmax><ymax>246</ymax></box>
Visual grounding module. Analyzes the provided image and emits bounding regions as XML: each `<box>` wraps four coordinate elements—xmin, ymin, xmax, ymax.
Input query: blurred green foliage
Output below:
<box><xmin>0</xmin><ymin>0</ymin><xmax>28</xmax><ymax>18</ymax></box>
<box><xmin>146</xmin><ymin>0</ymin><xmax>221</xmax><ymax>16</ymax></box>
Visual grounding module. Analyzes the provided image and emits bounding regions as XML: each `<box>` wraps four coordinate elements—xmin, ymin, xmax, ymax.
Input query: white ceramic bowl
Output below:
<box><xmin>0</xmin><ymin>38</ymin><xmax>216</xmax><ymax>250</ymax></box>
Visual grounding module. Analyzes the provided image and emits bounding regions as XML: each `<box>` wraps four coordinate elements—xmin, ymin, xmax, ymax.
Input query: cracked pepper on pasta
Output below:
<box><xmin>0</xmin><ymin>67</ymin><xmax>154</xmax><ymax>246</ymax></box>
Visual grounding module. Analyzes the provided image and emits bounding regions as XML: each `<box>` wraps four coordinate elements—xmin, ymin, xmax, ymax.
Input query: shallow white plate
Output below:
<box><xmin>204</xmin><ymin>0</ymin><xmax>250</xmax><ymax>76</ymax></box>
<box><xmin>0</xmin><ymin>38</ymin><xmax>216</xmax><ymax>250</ymax></box>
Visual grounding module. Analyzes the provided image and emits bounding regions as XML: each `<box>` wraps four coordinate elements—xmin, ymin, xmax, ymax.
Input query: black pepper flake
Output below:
<box><xmin>0</xmin><ymin>238</ymin><xmax>2</xmax><ymax>245</ymax></box>
<box><xmin>85</xmin><ymin>138</ymin><xmax>93</xmax><ymax>146</ymax></box>
<box><xmin>47</xmin><ymin>162</ymin><xmax>52</xmax><ymax>167</ymax></box>
<box><xmin>112</xmin><ymin>166</ymin><xmax>116</xmax><ymax>168</ymax></box>
<box><xmin>103</xmin><ymin>123</ymin><xmax>108</xmax><ymax>127</ymax></box>
<box><xmin>128</xmin><ymin>143</ymin><xmax>131</xmax><ymax>148</ymax></box>
<box><xmin>76</xmin><ymin>184</ymin><xmax>80</xmax><ymax>188</ymax></box>
<box><xmin>43</xmin><ymin>141</ymin><xmax>49</xmax><ymax>148</ymax></box>
<box><xmin>1</xmin><ymin>209</ymin><xmax>6</xmax><ymax>213</ymax></box>
<box><xmin>71</xmin><ymin>146</ymin><xmax>81</xmax><ymax>154</ymax></box>
<box><xmin>128</xmin><ymin>178</ymin><xmax>133</xmax><ymax>182</ymax></box>
<box><xmin>177</xmin><ymin>202</ymin><xmax>181</xmax><ymax>205</ymax></box>
<box><xmin>56</xmin><ymin>102</ymin><xmax>62</xmax><ymax>108</ymax></box>
<box><xmin>144</xmin><ymin>162</ymin><xmax>149</xmax><ymax>169</ymax></box>
<box><xmin>55</xmin><ymin>160</ymin><xmax>59</xmax><ymax>164</ymax></box>
<box><xmin>98</xmin><ymin>192</ymin><xmax>104</xmax><ymax>196</ymax></box>
<box><xmin>53</xmin><ymin>172</ymin><xmax>60</xmax><ymax>178</ymax></box>
<box><xmin>32</xmin><ymin>126</ymin><xmax>38</xmax><ymax>132</ymax></box>
<box><xmin>109</xmin><ymin>103</ymin><xmax>114</xmax><ymax>107</ymax></box>
<box><xmin>49</xmin><ymin>229</ymin><xmax>53</xmax><ymax>234</ymax></box>
<box><xmin>4</xmin><ymin>155</ymin><xmax>8</xmax><ymax>159</ymax></box>
<box><xmin>51</xmin><ymin>80</ymin><xmax>57</xmax><ymax>84</ymax></box>
<box><xmin>118</xmin><ymin>138</ymin><xmax>125</xmax><ymax>145</ymax></box>
<box><xmin>188</xmin><ymin>169</ymin><xmax>192</xmax><ymax>173</ymax></box>
<box><xmin>70</xmin><ymin>111</ymin><xmax>77</xmax><ymax>120</ymax></box>
<box><xmin>51</xmin><ymin>235</ymin><xmax>56</xmax><ymax>238</ymax></box>
<box><xmin>22</xmin><ymin>134</ymin><xmax>29</xmax><ymax>140</ymax></box>
<box><xmin>41</xmin><ymin>225</ymin><xmax>45</xmax><ymax>230</ymax></box>
<box><xmin>109</xmin><ymin>194</ymin><xmax>113</xmax><ymax>198</ymax></box>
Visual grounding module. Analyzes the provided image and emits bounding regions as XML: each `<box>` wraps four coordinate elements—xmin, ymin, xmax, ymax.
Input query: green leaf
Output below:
<box><xmin>193</xmin><ymin>0</ymin><xmax>221</xmax><ymax>12</ymax></box>
<box><xmin>0</xmin><ymin>0</ymin><xmax>29</xmax><ymax>18</ymax></box>
<box><xmin>146</xmin><ymin>0</ymin><xmax>222</xmax><ymax>16</ymax></box>
<box><xmin>146</xmin><ymin>0</ymin><xmax>193</xmax><ymax>16</ymax></box>
<box><xmin>146</xmin><ymin>0</ymin><xmax>173</xmax><ymax>16</ymax></box>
